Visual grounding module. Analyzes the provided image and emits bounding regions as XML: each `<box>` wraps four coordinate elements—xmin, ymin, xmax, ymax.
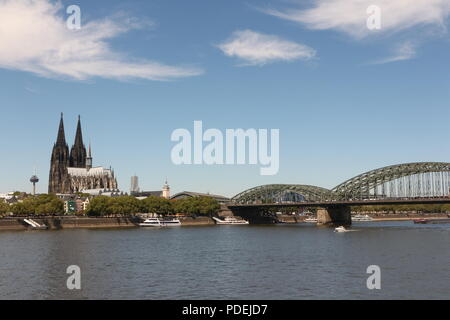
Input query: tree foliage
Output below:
<box><xmin>351</xmin><ymin>204</ymin><xmax>450</xmax><ymax>213</ymax></box>
<box><xmin>9</xmin><ymin>194</ymin><xmax>64</xmax><ymax>215</ymax></box>
<box><xmin>85</xmin><ymin>196</ymin><xmax>110</xmax><ymax>216</ymax></box>
<box><xmin>141</xmin><ymin>196</ymin><xmax>173</xmax><ymax>216</ymax></box>
<box><xmin>172</xmin><ymin>196</ymin><xmax>220</xmax><ymax>216</ymax></box>
<box><xmin>0</xmin><ymin>201</ymin><xmax>11</xmax><ymax>214</ymax></box>
<box><xmin>85</xmin><ymin>195</ymin><xmax>220</xmax><ymax>217</ymax></box>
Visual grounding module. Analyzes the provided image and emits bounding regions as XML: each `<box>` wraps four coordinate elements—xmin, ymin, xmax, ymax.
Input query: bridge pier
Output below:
<box><xmin>317</xmin><ymin>206</ymin><xmax>351</xmax><ymax>225</ymax></box>
<box><xmin>228</xmin><ymin>206</ymin><xmax>277</xmax><ymax>224</ymax></box>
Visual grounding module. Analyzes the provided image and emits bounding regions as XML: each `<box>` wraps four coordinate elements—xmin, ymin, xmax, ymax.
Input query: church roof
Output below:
<box><xmin>132</xmin><ymin>191</ymin><xmax>163</xmax><ymax>197</ymax></box>
<box><xmin>170</xmin><ymin>191</ymin><xmax>230</xmax><ymax>202</ymax></box>
<box><xmin>67</xmin><ymin>166</ymin><xmax>113</xmax><ymax>177</ymax></box>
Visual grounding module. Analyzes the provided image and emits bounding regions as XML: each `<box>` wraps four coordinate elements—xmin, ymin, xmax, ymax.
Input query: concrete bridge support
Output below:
<box><xmin>228</xmin><ymin>206</ymin><xmax>277</xmax><ymax>224</ymax></box>
<box><xmin>317</xmin><ymin>206</ymin><xmax>351</xmax><ymax>225</ymax></box>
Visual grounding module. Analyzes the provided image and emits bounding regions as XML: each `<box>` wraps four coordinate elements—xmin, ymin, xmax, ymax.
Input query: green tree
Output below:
<box><xmin>11</xmin><ymin>201</ymin><xmax>35</xmax><ymax>215</ymax></box>
<box><xmin>108</xmin><ymin>196</ymin><xmax>142</xmax><ymax>215</ymax></box>
<box><xmin>86</xmin><ymin>196</ymin><xmax>110</xmax><ymax>216</ymax></box>
<box><xmin>141</xmin><ymin>196</ymin><xmax>173</xmax><ymax>216</ymax></box>
<box><xmin>197</xmin><ymin>197</ymin><xmax>220</xmax><ymax>216</ymax></box>
<box><xmin>0</xmin><ymin>201</ymin><xmax>10</xmax><ymax>215</ymax></box>
<box><xmin>8</xmin><ymin>194</ymin><xmax>64</xmax><ymax>216</ymax></box>
<box><xmin>172</xmin><ymin>196</ymin><xmax>220</xmax><ymax>216</ymax></box>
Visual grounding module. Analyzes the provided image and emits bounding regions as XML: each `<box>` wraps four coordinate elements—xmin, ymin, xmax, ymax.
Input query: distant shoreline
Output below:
<box><xmin>1</xmin><ymin>213</ymin><xmax>449</xmax><ymax>231</ymax></box>
<box><xmin>0</xmin><ymin>216</ymin><xmax>215</xmax><ymax>231</ymax></box>
<box><xmin>277</xmin><ymin>213</ymin><xmax>449</xmax><ymax>223</ymax></box>
<box><xmin>372</xmin><ymin>216</ymin><xmax>448</xmax><ymax>222</ymax></box>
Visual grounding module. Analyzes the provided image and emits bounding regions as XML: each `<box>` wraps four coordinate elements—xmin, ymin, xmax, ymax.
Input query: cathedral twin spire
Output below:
<box><xmin>69</xmin><ymin>115</ymin><xmax>87</xmax><ymax>168</ymax></box>
<box><xmin>51</xmin><ymin>113</ymin><xmax>89</xmax><ymax>169</ymax></box>
<box><xmin>49</xmin><ymin>114</ymin><xmax>117</xmax><ymax>194</ymax></box>
<box><xmin>56</xmin><ymin>112</ymin><xmax>67</xmax><ymax>146</ymax></box>
<box><xmin>48</xmin><ymin>113</ymin><xmax>71</xmax><ymax>193</ymax></box>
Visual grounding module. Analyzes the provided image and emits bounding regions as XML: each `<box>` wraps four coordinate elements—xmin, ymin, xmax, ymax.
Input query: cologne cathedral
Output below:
<box><xmin>48</xmin><ymin>114</ymin><xmax>118</xmax><ymax>194</ymax></box>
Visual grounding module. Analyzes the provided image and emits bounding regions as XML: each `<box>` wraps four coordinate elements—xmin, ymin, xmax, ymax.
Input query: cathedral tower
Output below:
<box><xmin>69</xmin><ymin>115</ymin><xmax>87</xmax><ymax>168</ymax></box>
<box><xmin>86</xmin><ymin>143</ymin><xmax>92</xmax><ymax>170</ymax></box>
<box><xmin>49</xmin><ymin>113</ymin><xmax>118</xmax><ymax>194</ymax></box>
<box><xmin>48</xmin><ymin>113</ymin><xmax>71</xmax><ymax>193</ymax></box>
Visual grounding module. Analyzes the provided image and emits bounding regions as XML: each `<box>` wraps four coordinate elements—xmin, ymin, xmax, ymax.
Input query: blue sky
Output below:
<box><xmin>1</xmin><ymin>0</ymin><xmax>450</xmax><ymax>197</ymax></box>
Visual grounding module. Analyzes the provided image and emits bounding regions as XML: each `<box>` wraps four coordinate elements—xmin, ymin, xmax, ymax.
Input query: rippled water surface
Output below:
<box><xmin>0</xmin><ymin>221</ymin><xmax>449</xmax><ymax>299</ymax></box>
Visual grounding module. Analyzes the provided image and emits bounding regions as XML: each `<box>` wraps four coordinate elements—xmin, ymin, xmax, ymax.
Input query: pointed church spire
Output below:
<box><xmin>56</xmin><ymin>112</ymin><xmax>67</xmax><ymax>145</ymax></box>
<box><xmin>69</xmin><ymin>115</ymin><xmax>87</xmax><ymax>168</ymax></box>
<box><xmin>86</xmin><ymin>142</ymin><xmax>92</xmax><ymax>170</ymax></box>
<box><xmin>74</xmin><ymin>115</ymin><xmax>84</xmax><ymax>146</ymax></box>
<box><xmin>49</xmin><ymin>113</ymin><xmax>70</xmax><ymax>194</ymax></box>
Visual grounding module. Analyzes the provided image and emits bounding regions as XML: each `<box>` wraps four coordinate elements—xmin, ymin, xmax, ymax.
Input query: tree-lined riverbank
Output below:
<box><xmin>0</xmin><ymin>194</ymin><xmax>221</xmax><ymax>217</ymax></box>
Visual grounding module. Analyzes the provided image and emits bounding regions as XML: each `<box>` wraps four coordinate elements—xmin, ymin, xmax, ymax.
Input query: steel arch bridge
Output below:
<box><xmin>231</xmin><ymin>162</ymin><xmax>450</xmax><ymax>204</ymax></box>
<box><xmin>332</xmin><ymin>162</ymin><xmax>450</xmax><ymax>200</ymax></box>
<box><xmin>231</xmin><ymin>184</ymin><xmax>334</xmax><ymax>204</ymax></box>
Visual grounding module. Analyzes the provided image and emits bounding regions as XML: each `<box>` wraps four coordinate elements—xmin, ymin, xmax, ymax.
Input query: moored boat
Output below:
<box><xmin>139</xmin><ymin>217</ymin><xmax>181</xmax><ymax>227</ymax></box>
<box><xmin>351</xmin><ymin>214</ymin><xmax>373</xmax><ymax>222</ymax></box>
<box><xmin>414</xmin><ymin>218</ymin><xmax>450</xmax><ymax>224</ymax></box>
<box><xmin>304</xmin><ymin>216</ymin><xmax>318</xmax><ymax>223</ymax></box>
<box><xmin>213</xmin><ymin>216</ymin><xmax>249</xmax><ymax>225</ymax></box>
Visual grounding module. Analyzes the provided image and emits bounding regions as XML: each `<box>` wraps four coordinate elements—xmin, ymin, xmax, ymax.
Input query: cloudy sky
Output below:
<box><xmin>1</xmin><ymin>0</ymin><xmax>450</xmax><ymax>197</ymax></box>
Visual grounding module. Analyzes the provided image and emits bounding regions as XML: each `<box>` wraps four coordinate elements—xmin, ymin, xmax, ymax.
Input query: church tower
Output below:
<box><xmin>86</xmin><ymin>143</ymin><xmax>92</xmax><ymax>170</ymax></box>
<box><xmin>69</xmin><ymin>115</ymin><xmax>87</xmax><ymax>168</ymax></box>
<box><xmin>162</xmin><ymin>179</ymin><xmax>170</xmax><ymax>199</ymax></box>
<box><xmin>48</xmin><ymin>113</ymin><xmax>71</xmax><ymax>193</ymax></box>
<box><xmin>49</xmin><ymin>113</ymin><xmax>118</xmax><ymax>194</ymax></box>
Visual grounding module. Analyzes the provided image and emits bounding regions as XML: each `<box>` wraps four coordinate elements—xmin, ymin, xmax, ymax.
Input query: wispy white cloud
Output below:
<box><xmin>262</xmin><ymin>0</ymin><xmax>450</xmax><ymax>39</ymax></box>
<box><xmin>216</xmin><ymin>29</ymin><xmax>316</xmax><ymax>66</ymax></box>
<box><xmin>372</xmin><ymin>41</ymin><xmax>417</xmax><ymax>64</ymax></box>
<box><xmin>0</xmin><ymin>0</ymin><xmax>202</xmax><ymax>81</ymax></box>
<box><xmin>25</xmin><ymin>86</ymin><xmax>40</xmax><ymax>94</ymax></box>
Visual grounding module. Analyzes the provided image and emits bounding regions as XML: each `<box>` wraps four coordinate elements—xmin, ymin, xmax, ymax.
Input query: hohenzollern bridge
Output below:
<box><xmin>228</xmin><ymin>162</ymin><xmax>450</xmax><ymax>225</ymax></box>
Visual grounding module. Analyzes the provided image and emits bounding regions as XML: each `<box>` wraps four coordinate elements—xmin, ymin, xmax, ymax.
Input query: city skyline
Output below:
<box><xmin>1</xmin><ymin>0</ymin><xmax>450</xmax><ymax>197</ymax></box>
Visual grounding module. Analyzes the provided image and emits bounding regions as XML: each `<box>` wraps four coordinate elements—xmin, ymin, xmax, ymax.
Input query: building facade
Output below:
<box><xmin>130</xmin><ymin>176</ymin><xmax>139</xmax><ymax>193</ymax></box>
<box><xmin>64</xmin><ymin>198</ymin><xmax>90</xmax><ymax>214</ymax></box>
<box><xmin>131</xmin><ymin>180</ymin><xmax>170</xmax><ymax>199</ymax></box>
<box><xmin>48</xmin><ymin>114</ymin><xmax>118</xmax><ymax>194</ymax></box>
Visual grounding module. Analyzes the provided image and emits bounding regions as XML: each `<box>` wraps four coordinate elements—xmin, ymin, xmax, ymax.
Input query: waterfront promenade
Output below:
<box><xmin>0</xmin><ymin>213</ymin><xmax>448</xmax><ymax>231</ymax></box>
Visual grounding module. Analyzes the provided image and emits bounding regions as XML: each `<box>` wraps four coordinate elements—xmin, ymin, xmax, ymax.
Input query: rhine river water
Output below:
<box><xmin>0</xmin><ymin>221</ymin><xmax>449</xmax><ymax>299</ymax></box>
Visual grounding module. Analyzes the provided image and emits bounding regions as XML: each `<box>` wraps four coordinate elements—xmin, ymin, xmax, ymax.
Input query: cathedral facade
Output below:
<box><xmin>48</xmin><ymin>114</ymin><xmax>118</xmax><ymax>194</ymax></box>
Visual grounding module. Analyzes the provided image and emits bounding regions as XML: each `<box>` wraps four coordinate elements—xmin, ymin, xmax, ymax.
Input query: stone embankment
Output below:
<box><xmin>0</xmin><ymin>216</ymin><xmax>215</xmax><ymax>231</ymax></box>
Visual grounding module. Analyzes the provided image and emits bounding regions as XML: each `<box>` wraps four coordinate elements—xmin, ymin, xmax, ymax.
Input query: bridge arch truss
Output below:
<box><xmin>231</xmin><ymin>184</ymin><xmax>333</xmax><ymax>204</ymax></box>
<box><xmin>332</xmin><ymin>162</ymin><xmax>450</xmax><ymax>200</ymax></box>
<box><xmin>231</xmin><ymin>162</ymin><xmax>450</xmax><ymax>204</ymax></box>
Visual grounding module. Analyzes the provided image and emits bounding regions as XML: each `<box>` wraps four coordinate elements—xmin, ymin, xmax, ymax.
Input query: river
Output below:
<box><xmin>0</xmin><ymin>221</ymin><xmax>449</xmax><ymax>299</ymax></box>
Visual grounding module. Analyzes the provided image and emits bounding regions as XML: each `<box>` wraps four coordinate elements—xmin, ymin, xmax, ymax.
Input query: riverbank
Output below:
<box><xmin>1</xmin><ymin>213</ymin><xmax>448</xmax><ymax>231</ymax></box>
<box><xmin>368</xmin><ymin>213</ymin><xmax>449</xmax><ymax>221</ymax></box>
<box><xmin>372</xmin><ymin>216</ymin><xmax>449</xmax><ymax>221</ymax></box>
<box><xmin>0</xmin><ymin>216</ymin><xmax>215</xmax><ymax>231</ymax></box>
<box><xmin>276</xmin><ymin>213</ymin><xmax>449</xmax><ymax>223</ymax></box>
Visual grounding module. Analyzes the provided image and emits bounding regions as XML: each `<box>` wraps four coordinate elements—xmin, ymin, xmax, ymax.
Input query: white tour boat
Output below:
<box><xmin>351</xmin><ymin>214</ymin><xmax>373</xmax><ymax>222</ymax></box>
<box><xmin>304</xmin><ymin>216</ymin><xmax>318</xmax><ymax>223</ymax></box>
<box><xmin>213</xmin><ymin>216</ymin><xmax>249</xmax><ymax>225</ymax></box>
<box><xmin>139</xmin><ymin>217</ymin><xmax>181</xmax><ymax>227</ymax></box>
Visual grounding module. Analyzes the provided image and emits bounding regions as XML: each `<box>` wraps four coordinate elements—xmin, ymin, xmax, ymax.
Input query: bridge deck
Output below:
<box><xmin>228</xmin><ymin>198</ymin><xmax>450</xmax><ymax>209</ymax></box>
